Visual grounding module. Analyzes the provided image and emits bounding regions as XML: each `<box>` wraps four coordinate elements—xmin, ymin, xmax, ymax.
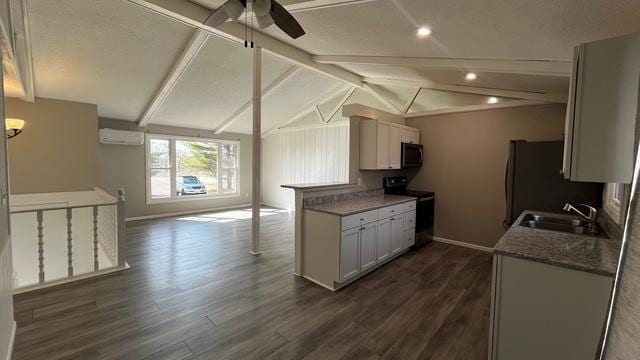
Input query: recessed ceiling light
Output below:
<box><xmin>465</xmin><ymin>73</ymin><xmax>477</xmax><ymax>81</ymax></box>
<box><xmin>487</xmin><ymin>97</ymin><xmax>499</xmax><ymax>104</ymax></box>
<box><xmin>417</xmin><ymin>26</ymin><xmax>432</xmax><ymax>38</ymax></box>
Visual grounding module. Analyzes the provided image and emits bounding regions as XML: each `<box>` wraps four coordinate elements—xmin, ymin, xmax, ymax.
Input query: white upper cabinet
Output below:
<box><xmin>389</xmin><ymin>124</ymin><xmax>402</xmax><ymax>169</ymax></box>
<box><xmin>402</xmin><ymin>127</ymin><xmax>420</xmax><ymax>144</ymax></box>
<box><xmin>563</xmin><ymin>33</ymin><xmax>640</xmax><ymax>183</ymax></box>
<box><xmin>360</xmin><ymin>120</ymin><xmax>419</xmax><ymax>170</ymax></box>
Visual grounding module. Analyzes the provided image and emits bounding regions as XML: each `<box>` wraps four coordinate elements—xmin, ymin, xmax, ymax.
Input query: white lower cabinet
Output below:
<box><xmin>389</xmin><ymin>217</ymin><xmax>404</xmax><ymax>255</ymax></box>
<box><xmin>303</xmin><ymin>200</ymin><xmax>417</xmax><ymax>290</ymax></box>
<box><xmin>340</xmin><ymin>227</ymin><xmax>361</xmax><ymax>282</ymax></box>
<box><xmin>490</xmin><ymin>255</ymin><xmax>613</xmax><ymax>360</ymax></box>
<box><xmin>359</xmin><ymin>223</ymin><xmax>377</xmax><ymax>271</ymax></box>
<box><xmin>403</xmin><ymin>228</ymin><xmax>415</xmax><ymax>248</ymax></box>
<box><xmin>376</xmin><ymin>218</ymin><xmax>391</xmax><ymax>262</ymax></box>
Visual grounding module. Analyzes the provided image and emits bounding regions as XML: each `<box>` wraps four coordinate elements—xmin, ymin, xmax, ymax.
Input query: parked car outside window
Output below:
<box><xmin>176</xmin><ymin>176</ymin><xmax>207</xmax><ymax>196</ymax></box>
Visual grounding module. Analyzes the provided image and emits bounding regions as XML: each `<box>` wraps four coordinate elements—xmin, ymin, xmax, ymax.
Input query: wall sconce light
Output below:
<box><xmin>5</xmin><ymin>118</ymin><xmax>24</xmax><ymax>139</ymax></box>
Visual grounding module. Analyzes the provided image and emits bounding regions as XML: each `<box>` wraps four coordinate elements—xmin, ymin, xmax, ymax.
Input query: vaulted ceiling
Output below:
<box><xmin>11</xmin><ymin>0</ymin><xmax>640</xmax><ymax>135</ymax></box>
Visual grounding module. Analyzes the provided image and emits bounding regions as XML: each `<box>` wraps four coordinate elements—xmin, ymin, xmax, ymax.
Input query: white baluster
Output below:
<box><xmin>66</xmin><ymin>208</ymin><xmax>73</xmax><ymax>277</ymax></box>
<box><xmin>36</xmin><ymin>210</ymin><xmax>44</xmax><ymax>283</ymax></box>
<box><xmin>93</xmin><ymin>206</ymin><xmax>99</xmax><ymax>271</ymax></box>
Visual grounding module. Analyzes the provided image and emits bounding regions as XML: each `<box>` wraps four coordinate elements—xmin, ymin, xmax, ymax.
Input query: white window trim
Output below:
<box><xmin>145</xmin><ymin>133</ymin><xmax>240</xmax><ymax>205</ymax></box>
<box><xmin>604</xmin><ymin>183</ymin><xmax>627</xmax><ymax>225</ymax></box>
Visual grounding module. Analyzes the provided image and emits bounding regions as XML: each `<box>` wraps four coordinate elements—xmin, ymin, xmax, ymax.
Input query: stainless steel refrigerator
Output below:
<box><xmin>504</xmin><ymin>140</ymin><xmax>603</xmax><ymax>227</ymax></box>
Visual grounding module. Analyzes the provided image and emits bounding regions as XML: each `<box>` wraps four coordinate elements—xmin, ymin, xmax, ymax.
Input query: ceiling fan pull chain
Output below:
<box><xmin>250</xmin><ymin>0</ymin><xmax>255</xmax><ymax>48</ymax></box>
<box><xmin>244</xmin><ymin>0</ymin><xmax>249</xmax><ymax>48</ymax></box>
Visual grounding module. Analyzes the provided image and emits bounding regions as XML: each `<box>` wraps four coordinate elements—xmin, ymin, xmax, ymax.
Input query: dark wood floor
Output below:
<box><xmin>12</xmin><ymin>207</ymin><xmax>493</xmax><ymax>360</ymax></box>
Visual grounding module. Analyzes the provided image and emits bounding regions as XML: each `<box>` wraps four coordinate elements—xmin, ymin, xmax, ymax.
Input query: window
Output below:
<box><xmin>604</xmin><ymin>183</ymin><xmax>628</xmax><ymax>225</ymax></box>
<box><xmin>146</xmin><ymin>134</ymin><xmax>239</xmax><ymax>203</ymax></box>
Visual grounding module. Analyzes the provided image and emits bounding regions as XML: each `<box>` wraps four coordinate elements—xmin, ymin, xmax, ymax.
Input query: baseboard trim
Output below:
<box><xmin>433</xmin><ymin>236</ymin><xmax>494</xmax><ymax>253</ymax></box>
<box><xmin>126</xmin><ymin>203</ymin><xmax>253</xmax><ymax>222</ymax></box>
<box><xmin>4</xmin><ymin>321</ymin><xmax>15</xmax><ymax>360</ymax></box>
<box><xmin>301</xmin><ymin>274</ymin><xmax>336</xmax><ymax>291</ymax></box>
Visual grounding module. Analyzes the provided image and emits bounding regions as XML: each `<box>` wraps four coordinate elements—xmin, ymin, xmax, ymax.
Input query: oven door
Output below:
<box><xmin>402</xmin><ymin>143</ymin><xmax>423</xmax><ymax>168</ymax></box>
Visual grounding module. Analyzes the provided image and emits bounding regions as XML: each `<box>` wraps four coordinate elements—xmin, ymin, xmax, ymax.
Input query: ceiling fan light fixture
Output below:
<box><xmin>256</xmin><ymin>14</ymin><xmax>275</xmax><ymax>29</ymax></box>
<box><xmin>253</xmin><ymin>0</ymin><xmax>272</xmax><ymax>17</ymax></box>
<box><xmin>223</xmin><ymin>0</ymin><xmax>245</xmax><ymax>20</ymax></box>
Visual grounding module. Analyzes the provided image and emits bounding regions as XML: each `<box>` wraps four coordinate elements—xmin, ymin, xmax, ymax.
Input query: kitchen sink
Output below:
<box><xmin>519</xmin><ymin>213</ymin><xmax>604</xmax><ymax>237</ymax></box>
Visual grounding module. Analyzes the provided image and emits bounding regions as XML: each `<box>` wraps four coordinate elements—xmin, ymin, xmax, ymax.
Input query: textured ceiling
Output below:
<box><xmin>24</xmin><ymin>0</ymin><xmax>640</xmax><ymax>134</ymax></box>
<box><xmin>262</xmin><ymin>0</ymin><xmax>640</xmax><ymax>61</ymax></box>
<box><xmin>150</xmin><ymin>34</ymin><xmax>293</xmax><ymax>131</ymax></box>
<box><xmin>226</xmin><ymin>68</ymin><xmax>343</xmax><ymax>133</ymax></box>
<box><xmin>27</xmin><ymin>0</ymin><xmax>194</xmax><ymax>121</ymax></box>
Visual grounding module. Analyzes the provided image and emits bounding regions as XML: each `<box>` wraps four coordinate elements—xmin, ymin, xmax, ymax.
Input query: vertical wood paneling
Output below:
<box><xmin>262</xmin><ymin>124</ymin><xmax>349</xmax><ymax>209</ymax></box>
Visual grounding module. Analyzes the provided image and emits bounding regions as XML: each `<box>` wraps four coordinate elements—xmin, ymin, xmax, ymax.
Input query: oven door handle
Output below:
<box><xmin>418</xmin><ymin>196</ymin><xmax>434</xmax><ymax>202</ymax></box>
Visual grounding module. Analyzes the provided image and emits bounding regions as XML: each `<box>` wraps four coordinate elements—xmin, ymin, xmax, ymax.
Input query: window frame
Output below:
<box><xmin>145</xmin><ymin>134</ymin><xmax>240</xmax><ymax>205</ymax></box>
<box><xmin>604</xmin><ymin>183</ymin><xmax>629</xmax><ymax>225</ymax></box>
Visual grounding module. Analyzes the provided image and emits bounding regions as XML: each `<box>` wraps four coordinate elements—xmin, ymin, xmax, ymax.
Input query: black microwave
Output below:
<box><xmin>401</xmin><ymin>142</ymin><xmax>423</xmax><ymax>168</ymax></box>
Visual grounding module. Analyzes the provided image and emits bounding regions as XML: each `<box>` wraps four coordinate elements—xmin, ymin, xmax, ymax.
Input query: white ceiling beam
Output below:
<box><xmin>262</xmin><ymin>85</ymin><xmax>348</xmax><ymax>137</ymax></box>
<box><xmin>284</xmin><ymin>0</ymin><xmax>379</xmax><ymax>13</ymax></box>
<box><xmin>404</xmin><ymin>99</ymin><xmax>551</xmax><ymax>119</ymax></box>
<box><xmin>214</xmin><ymin>66</ymin><xmax>300</xmax><ymax>134</ymax></box>
<box><xmin>313</xmin><ymin>55</ymin><xmax>572</xmax><ymax>77</ymax></box>
<box><xmin>138</xmin><ymin>29</ymin><xmax>209</xmax><ymax>126</ymax></box>
<box><xmin>128</xmin><ymin>0</ymin><xmax>363</xmax><ymax>87</ymax></box>
<box><xmin>402</xmin><ymin>87</ymin><xmax>421</xmax><ymax>113</ymax></box>
<box><xmin>0</xmin><ymin>0</ymin><xmax>34</xmax><ymax>102</ymax></box>
<box><xmin>10</xmin><ymin>0</ymin><xmax>35</xmax><ymax>102</ymax></box>
<box><xmin>325</xmin><ymin>86</ymin><xmax>356</xmax><ymax>123</ymax></box>
<box><xmin>363</xmin><ymin>77</ymin><xmax>568</xmax><ymax>103</ymax></box>
<box><xmin>363</xmin><ymin>83</ymin><xmax>402</xmax><ymax>114</ymax></box>
<box><xmin>314</xmin><ymin>105</ymin><xmax>325</xmax><ymax>123</ymax></box>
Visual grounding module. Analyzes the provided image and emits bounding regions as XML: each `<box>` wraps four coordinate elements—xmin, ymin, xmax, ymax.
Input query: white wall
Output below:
<box><xmin>262</xmin><ymin>123</ymin><xmax>350</xmax><ymax>209</ymax></box>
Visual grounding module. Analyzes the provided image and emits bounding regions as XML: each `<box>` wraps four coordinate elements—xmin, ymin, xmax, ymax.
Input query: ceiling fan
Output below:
<box><xmin>204</xmin><ymin>0</ymin><xmax>306</xmax><ymax>40</ymax></box>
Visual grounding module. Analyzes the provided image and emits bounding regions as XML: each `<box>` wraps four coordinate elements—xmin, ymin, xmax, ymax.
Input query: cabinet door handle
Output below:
<box><xmin>360</xmin><ymin>218</ymin><xmax>364</xmax><ymax>221</ymax></box>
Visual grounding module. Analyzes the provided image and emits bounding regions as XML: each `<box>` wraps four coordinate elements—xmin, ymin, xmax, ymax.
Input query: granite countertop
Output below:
<box><xmin>281</xmin><ymin>182</ymin><xmax>356</xmax><ymax>191</ymax></box>
<box><xmin>305</xmin><ymin>194</ymin><xmax>417</xmax><ymax>216</ymax></box>
<box><xmin>494</xmin><ymin>210</ymin><xmax>622</xmax><ymax>276</ymax></box>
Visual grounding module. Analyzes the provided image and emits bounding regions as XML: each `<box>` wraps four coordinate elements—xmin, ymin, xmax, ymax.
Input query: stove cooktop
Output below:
<box><xmin>403</xmin><ymin>190</ymin><xmax>435</xmax><ymax>199</ymax></box>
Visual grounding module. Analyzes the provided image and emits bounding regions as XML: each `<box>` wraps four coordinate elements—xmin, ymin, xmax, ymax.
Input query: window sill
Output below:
<box><xmin>146</xmin><ymin>193</ymin><xmax>242</xmax><ymax>206</ymax></box>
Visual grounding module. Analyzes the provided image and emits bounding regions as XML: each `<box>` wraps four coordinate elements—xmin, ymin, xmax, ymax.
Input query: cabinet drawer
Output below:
<box><xmin>403</xmin><ymin>201</ymin><xmax>416</xmax><ymax>213</ymax></box>
<box><xmin>403</xmin><ymin>210</ymin><xmax>416</xmax><ymax>230</ymax></box>
<box><xmin>378</xmin><ymin>204</ymin><xmax>404</xmax><ymax>219</ymax></box>
<box><xmin>342</xmin><ymin>209</ymin><xmax>378</xmax><ymax>231</ymax></box>
<box><xmin>403</xmin><ymin>228</ymin><xmax>415</xmax><ymax>248</ymax></box>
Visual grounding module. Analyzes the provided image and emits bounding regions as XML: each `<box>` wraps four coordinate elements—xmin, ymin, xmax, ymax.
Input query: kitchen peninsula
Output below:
<box><xmin>282</xmin><ymin>184</ymin><xmax>416</xmax><ymax>290</ymax></box>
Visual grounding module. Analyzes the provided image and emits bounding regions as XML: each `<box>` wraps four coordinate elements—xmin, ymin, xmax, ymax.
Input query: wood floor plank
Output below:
<box><xmin>12</xmin><ymin>208</ymin><xmax>493</xmax><ymax>360</ymax></box>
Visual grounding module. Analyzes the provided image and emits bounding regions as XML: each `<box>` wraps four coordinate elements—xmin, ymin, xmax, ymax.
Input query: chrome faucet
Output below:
<box><xmin>563</xmin><ymin>203</ymin><xmax>598</xmax><ymax>227</ymax></box>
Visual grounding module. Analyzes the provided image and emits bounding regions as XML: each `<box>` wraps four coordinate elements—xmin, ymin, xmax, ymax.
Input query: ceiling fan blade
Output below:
<box><xmin>270</xmin><ymin>0</ymin><xmax>305</xmax><ymax>39</ymax></box>
<box><xmin>203</xmin><ymin>0</ymin><xmax>245</xmax><ymax>27</ymax></box>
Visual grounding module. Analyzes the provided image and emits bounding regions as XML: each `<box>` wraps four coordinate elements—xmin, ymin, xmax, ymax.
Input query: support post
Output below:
<box><xmin>117</xmin><ymin>188</ymin><xmax>127</xmax><ymax>267</ymax></box>
<box><xmin>294</xmin><ymin>190</ymin><xmax>303</xmax><ymax>275</ymax></box>
<box><xmin>251</xmin><ymin>47</ymin><xmax>262</xmax><ymax>256</ymax></box>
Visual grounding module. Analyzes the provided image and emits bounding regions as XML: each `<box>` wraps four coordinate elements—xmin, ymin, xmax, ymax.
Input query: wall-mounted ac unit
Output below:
<box><xmin>99</xmin><ymin>128</ymin><xmax>145</xmax><ymax>146</ymax></box>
